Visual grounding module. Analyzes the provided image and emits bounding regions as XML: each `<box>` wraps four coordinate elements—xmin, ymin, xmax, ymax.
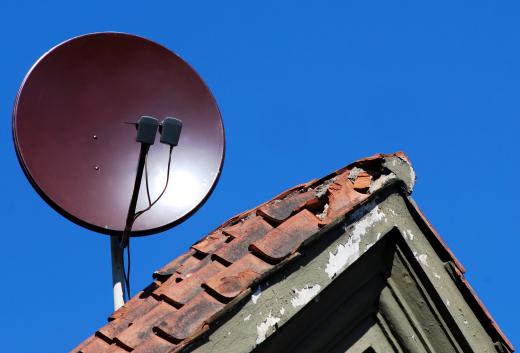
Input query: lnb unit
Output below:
<box><xmin>136</xmin><ymin>116</ymin><xmax>159</xmax><ymax>145</ymax></box>
<box><xmin>160</xmin><ymin>117</ymin><xmax>183</xmax><ymax>147</ymax></box>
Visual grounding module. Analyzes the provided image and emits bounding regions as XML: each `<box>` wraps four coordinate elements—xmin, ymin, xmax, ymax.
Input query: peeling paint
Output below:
<box><xmin>434</xmin><ymin>272</ymin><xmax>441</xmax><ymax>279</ymax></box>
<box><xmin>291</xmin><ymin>284</ymin><xmax>322</xmax><ymax>307</ymax></box>
<box><xmin>280</xmin><ymin>307</ymin><xmax>285</xmax><ymax>315</ymax></box>
<box><xmin>369</xmin><ymin>173</ymin><xmax>397</xmax><ymax>193</ymax></box>
<box><xmin>404</xmin><ymin>229</ymin><xmax>415</xmax><ymax>240</ymax></box>
<box><xmin>418</xmin><ymin>254</ymin><xmax>428</xmax><ymax>266</ymax></box>
<box><xmin>446</xmin><ymin>299</ymin><xmax>450</xmax><ymax>307</ymax></box>
<box><xmin>366</xmin><ymin>242</ymin><xmax>374</xmax><ymax>251</ymax></box>
<box><xmin>244</xmin><ymin>314</ymin><xmax>251</xmax><ymax>321</ymax></box>
<box><xmin>413</xmin><ymin>251</ymin><xmax>429</xmax><ymax>267</ymax></box>
<box><xmin>325</xmin><ymin>204</ymin><xmax>386</xmax><ymax>278</ymax></box>
<box><xmin>251</xmin><ymin>287</ymin><xmax>262</xmax><ymax>304</ymax></box>
<box><xmin>256</xmin><ymin>312</ymin><xmax>280</xmax><ymax>344</ymax></box>
<box><xmin>409</xmin><ymin>165</ymin><xmax>416</xmax><ymax>185</ymax></box>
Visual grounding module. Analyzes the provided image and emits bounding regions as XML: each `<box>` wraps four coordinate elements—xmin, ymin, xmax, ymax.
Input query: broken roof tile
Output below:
<box><xmin>154</xmin><ymin>291</ymin><xmax>224</xmax><ymax>341</ymax></box>
<box><xmin>250</xmin><ymin>209</ymin><xmax>320</xmax><ymax>262</ymax></box>
<box><xmin>257</xmin><ymin>189</ymin><xmax>319</xmax><ymax>223</ymax></box>
<box><xmin>323</xmin><ymin>172</ymin><xmax>369</xmax><ymax>223</ymax></box>
<box><xmin>214</xmin><ymin>216</ymin><xmax>273</xmax><ymax>264</ymax></box>
<box><xmin>191</xmin><ymin>231</ymin><xmax>228</xmax><ymax>255</ymax></box>
<box><xmin>115</xmin><ymin>302</ymin><xmax>177</xmax><ymax>350</ymax></box>
<box><xmin>352</xmin><ymin>171</ymin><xmax>372</xmax><ymax>191</ymax></box>
<box><xmin>155</xmin><ymin>260</ymin><xmax>226</xmax><ymax>306</ymax></box>
<box><xmin>204</xmin><ymin>253</ymin><xmax>273</xmax><ymax>300</ymax></box>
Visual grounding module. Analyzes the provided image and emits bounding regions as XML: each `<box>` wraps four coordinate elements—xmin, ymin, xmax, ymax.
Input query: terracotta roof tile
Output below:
<box><xmin>155</xmin><ymin>260</ymin><xmax>226</xmax><ymax>306</ymax></box>
<box><xmin>154</xmin><ymin>291</ymin><xmax>224</xmax><ymax>341</ymax></box>
<box><xmin>104</xmin><ymin>344</ymin><xmax>129</xmax><ymax>353</ymax></box>
<box><xmin>153</xmin><ymin>249</ymin><xmax>197</xmax><ymax>280</ymax></box>
<box><xmin>72</xmin><ymin>335</ymin><xmax>110</xmax><ymax>353</ymax></box>
<box><xmin>323</xmin><ymin>171</ymin><xmax>369</xmax><ymax>224</ymax></box>
<box><xmin>115</xmin><ymin>302</ymin><xmax>177</xmax><ymax>350</ymax></box>
<box><xmin>72</xmin><ymin>152</ymin><xmax>513</xmax><ymax>353</ymax></box>
<box><xmin>214</xmin><ymin>216</ymin><xmax>273</xmax><ymax>264</ymax></box>
<box><xmin>101</xmin><ymin>296</ymin><xmax>159</xmax><ymax>340</ymax></box>
<box><xmin>131</xmin><ymin>334</ymin><xmax>176</xmax><ymax>353</ymax></box>
<box><xmin>352</xmin><ymin>171</ymin><xmax>372</xmax><ymax>191</ymax></box>
<box><xmin>191</xmin><ymin>231</ymin><xmax>228</xmax><ymax>255</ymax></box>
<box><xmin>204</xmin><ymin>253</ymin><xmax>273</xmax><ymax>300</ymax></box>
<box><xmin>175</xmin><ymin>254</ymin><xmax>211</xmax><ymax>277</ymax></box>
<box><xmin>250</xmin><ymin>209</ymin><xmax>320</xmax><ymax>262</ymax></box>
<box><xmin>257</xmin><ymin>189</ymin><xmax>320</xmax><ymax>223</ymax></box>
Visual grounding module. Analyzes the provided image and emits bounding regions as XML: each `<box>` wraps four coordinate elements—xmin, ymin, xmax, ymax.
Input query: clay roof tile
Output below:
<box><xmin>250</xmin><ymin>209</ymin><xmax>320</xmax><ymax>262</ymax></box>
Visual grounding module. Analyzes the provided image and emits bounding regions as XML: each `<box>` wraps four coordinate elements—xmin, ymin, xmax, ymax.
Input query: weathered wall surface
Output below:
<box><xmin>189</xmin><ymin>191</ymin><xmax>501</xmax><ymax>353</ymax></box>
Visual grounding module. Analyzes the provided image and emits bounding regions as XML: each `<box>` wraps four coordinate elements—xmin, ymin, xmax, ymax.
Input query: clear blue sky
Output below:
<box><xmin>1</xmin><ymin>1</ymin><xmax>518</xmax><ymax>352</ymax></box>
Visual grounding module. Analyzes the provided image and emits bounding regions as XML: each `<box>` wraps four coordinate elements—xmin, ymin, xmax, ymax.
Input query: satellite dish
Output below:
<box><xmin>12</xmin><ymin>32</ymin><xmax>225</xmax><ymax>308</ymax></box>
<box><xmin>13</xmin><ymin>32</ymin><xmax>224</xmax><ymax>236</ymax></box>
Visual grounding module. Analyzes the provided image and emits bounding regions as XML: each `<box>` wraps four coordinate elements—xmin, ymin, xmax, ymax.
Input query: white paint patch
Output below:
<box><xmin>446</xmin><ymin>299</ymin><xmax>450</xmax><ymax>307</ymax></box>
<box><xmin>376</xmin><ymin>232</ymin><xmax>381</xmax><ymax>240</ymax></box>
<box><xmin>434</xmin><ymin>272</ymin><xmax>441</xmax><ymax>279</ymax></box>
<box><xmin>251</xmin><ymin>287</ymin><xmax>262</xmax><ymax>304</ymax></box>
<box><xmin>325</xmin><ymin>204</ymin><xmax>386</xmax><ymax>278</ymax></box>
<box><xmin>366</xmin><ymin>242</ymin><xmax>374</xmax><ymax>251</ymax></box>
<box><xmin>417</xmin><ymin>254</ymin><xmax>428</xmax><ymax>266</ymax></box>
<box><xmin>413</xmin><ymin>251</ymin><xmax>429</xmax><ymax>267</ymax></box>
<box><xmin>256</xmin><ymin>312</ymin><xmax>280</xmax><ymax>344</ymax></box>
<box><xmin>244</xmin><ymin>314</ymin><xmax>251</xmax><ymax>321</ymax></box>
<box><xmin>404</xmin><ymin>229</ymin><xmax>415</xmax><ymax>240</ymax></box>
<box><xmin>280</xmin><ymin>307</ymin><xmax>285</xmax><ymax>315</ymax></box>
<box><xmin>389</xmin><ymin>208</ymin><xmax>397</xmax><ymax>216</ymax></box>
<box><xmin>291</xmin><ymin>284</ymin><xmax>322</xmax><ymax>307</ymax></box>
<box><xmin>409</xmin><ymin>166</ymin><xmax>416</xmax><ymax>185</ymax></box>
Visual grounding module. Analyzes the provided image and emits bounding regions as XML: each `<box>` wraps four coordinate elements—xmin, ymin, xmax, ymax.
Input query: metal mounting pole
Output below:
<box><xmin>121</xmin><ymin>143</ymin><xmax>150</xmax><ymax>248</ymax></box>
<box><xmin>111</xmin><ymin>235</ymin><xmax>126</xmax><ymax>310</ymax></box>
<box><xmin>111</xmin><ymin>116</ymin><xmax>158</xmax><ymax>311</ymax></box>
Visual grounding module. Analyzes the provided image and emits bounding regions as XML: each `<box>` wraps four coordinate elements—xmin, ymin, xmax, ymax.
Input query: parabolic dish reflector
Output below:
<box><xmin>13</xmin><ymin>32</ymin><xmax>225</xmax><ymax>236</ymax></box>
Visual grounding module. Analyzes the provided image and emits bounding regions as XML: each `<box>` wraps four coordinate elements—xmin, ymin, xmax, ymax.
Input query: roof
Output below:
<box><xmin>71</xmin><ymin>152</ymin><xmax>513</xmax><ymax>353</ymax></box>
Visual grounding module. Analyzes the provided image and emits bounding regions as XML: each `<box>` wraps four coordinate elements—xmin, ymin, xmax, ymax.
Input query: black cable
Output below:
<box><xmin>144</xmin><ymin>154</ymin><xmax>152</xmax><ymax>207</ymax></box>
<box><xmin>119</xmin><ymin>146</ymin><xmax>174</xmax><ymax>301</ymax></box>
<box><xmin>134</xmin><ymin>146</ymin><xmax>173</xmax><ymax>221</ymax></box>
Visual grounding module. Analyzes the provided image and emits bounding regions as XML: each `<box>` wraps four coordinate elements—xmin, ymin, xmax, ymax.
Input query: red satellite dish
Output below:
<box><xmin>12</xmin><ymin>32</ymin><xmax>225</xmax><ymax>236</ymax></box>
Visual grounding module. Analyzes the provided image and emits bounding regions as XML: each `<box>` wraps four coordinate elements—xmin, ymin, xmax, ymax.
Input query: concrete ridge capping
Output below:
<box><xmin>71</xmin><ymin>151</ymin><xmax>513</xmax><ymax>353</ymax></box>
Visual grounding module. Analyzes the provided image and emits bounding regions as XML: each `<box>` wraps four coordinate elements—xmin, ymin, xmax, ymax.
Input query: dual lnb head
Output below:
<box><xmin>136</xmin><ymin>116</ymin><xmax>182</xmax><ymax>147</ymax></box>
